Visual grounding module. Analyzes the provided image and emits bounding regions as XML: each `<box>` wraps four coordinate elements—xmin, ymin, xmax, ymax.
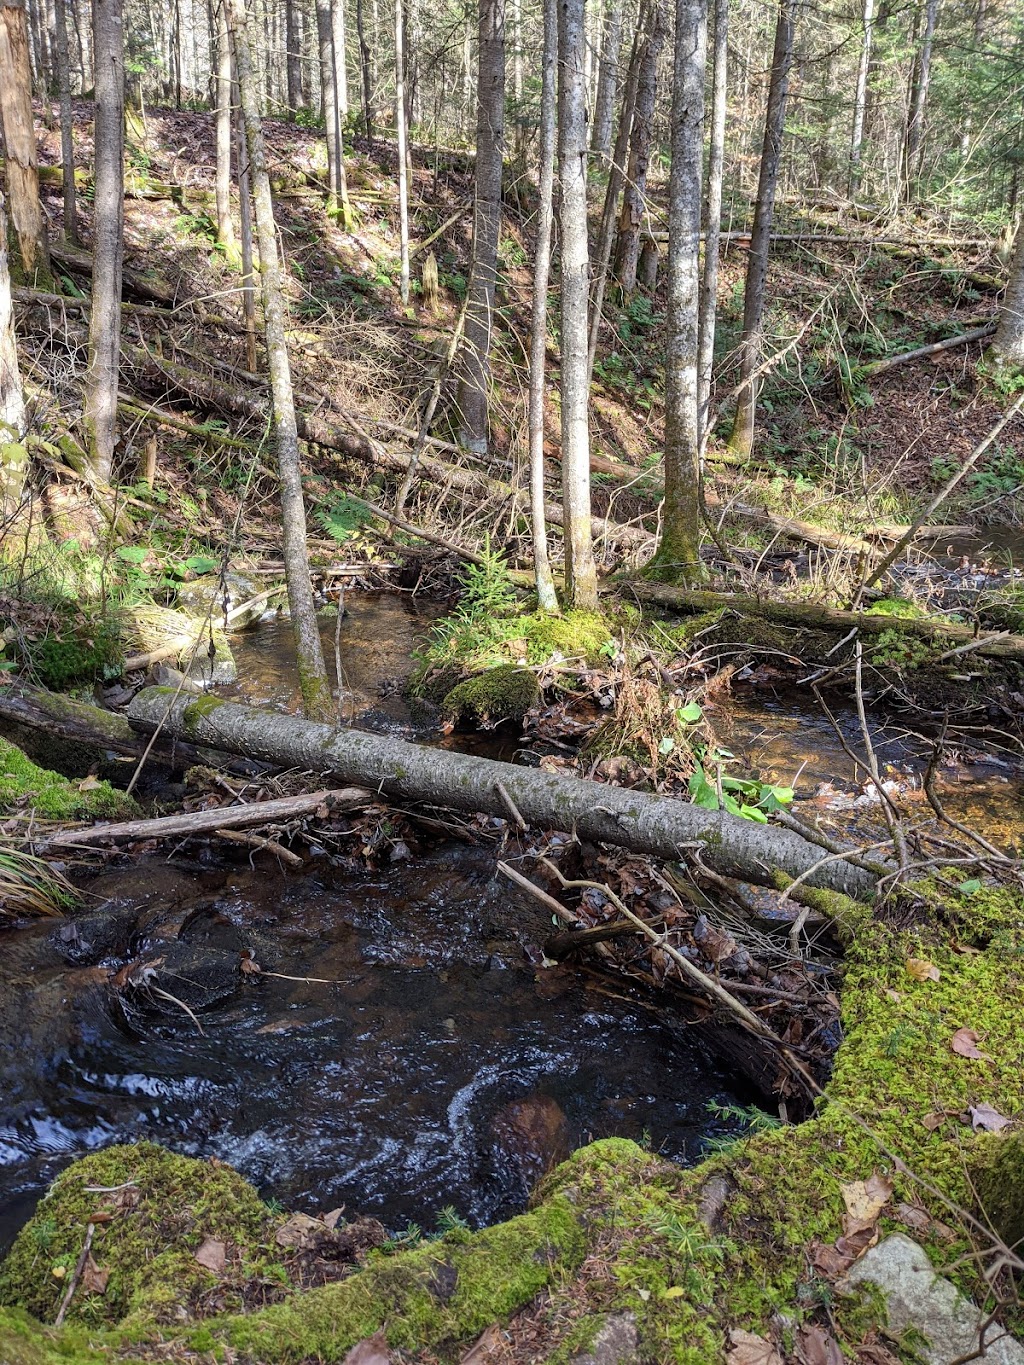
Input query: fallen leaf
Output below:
<box><xmin>726</xmin><ymin>1328</ymin><xmax>783</xmax><ymax>1365</ymax></box>
<box><xmin>275</xmin><ymin>1212</ymin><xmax>328</xmax><ymax>1250</ymax></box>
<box><xmin>459</xmin><ymin>1323</ymin><xmax>503</xmax><ymax>1363</ymax></box>
<box><xmin>840</xmin><ymin>1172</ymin><xmax>894</xmax><ymax>1235</ymax></box>
<box><xmin>78</xmin><ymin>776</ymin><xmax>102</xmax><ymax>792</ymax></box>
<box><xmin>809</xmin><ymin>1239</ymin><xmax>852</xmax><ymax>1278</ymax></box>
<box><xmin>796</xmin><ymin>1324</ymin><xmax>844</xmax><ymax>1365</ymax></box>
<box><xmin>969</xmin><ymin>1102</ymin><xmax>1011</xmax><ymax>1132</ymax></box>
<box><xmin>636</xmin><ymin>1287</ymin><xmax>651</xmax><ymax>1301</ymax></box>
<box><xmin>663</xmin><ymin>1285</ymin><xmax>686</xmax><ymax>1298</ymax></box>
<box><xmin>240</xmin><ymin>954</ymin><xmax>262</xmax><ymax>976</ymax></box>
<box><xmin>921</xmin><ymin>1112</ymin><xmax>947</xmax><ymax>1131</ymax></box>
<box><xmin>894</xmin><ymin>1202</ymin><xmax>930</xmax><ymax>1235</ymax></box>
<box><xmin>80</xmin><ymin>1256</ymin><xmax>110</xmax><ymax>1295</ymax></box>
<box><xmin>835</xmin><ymin>1224</ymin><xmax>878</xmax><ymax>1259</ymax></box>
<box><xmin>342</xmin><ymin>1333</ymin><xmax>391</xmax><ymax>1365</ymax></box>
<box><xmin>322</xmin><ymin>1208</ymin><xmax>345</xmax><ymax>1230</ymax></box>
<box><xmin>952</xmin><ymin>943</ymin><xmax>982</xmax><ymax>956</ymax></box>
<box><xmin>194</xmin><ymin>1236</ymin><xmax>227</xmax><ymax>1273</ymax></box>
<box><xmin>906</xmin><ymin>957</ymin><xmax>940</xmax><ymax>983</ymax></box>
<box><xmin>884</xmin><ymin>988</ymin><xmax>903</xmax><ymax>1003</ymax></box>
<box><xmin>951</xmin><ymin>1028</ymin><xmax>991</xmax><ymax>1061</ymax></box>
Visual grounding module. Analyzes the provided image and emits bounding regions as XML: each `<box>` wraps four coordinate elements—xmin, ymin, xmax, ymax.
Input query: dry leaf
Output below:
<box><xmin>195</xmin><ymin>1236</ymin><xmax>227</xmax><ymax>1273</ymax></box>
<box><xmin>275</xmin><ymin>1213</ymin><xmax>326</xmax><ymax>1250</ymax></box>
<box><xmin>894</xmin><ymin>1202</ymin><xmax>931</xmax><ymax>1235</ymax></box>
<box><xmin>905</xmin><ymin>957</ymin><xmax>940</xmax><ymax>983</ymax></box>
<box><xmin>322</xmin><ymin>1208</ymin><xmax>345</xmax><ymax>1230</ymax></box>
<box><xmin>951</xmin><ymin>943</ymin><xmax>982</xmax><ymax>956</ymax></box>
<box><xmin>80</xmin><ymin>1255</ymin><xmax>110</xmax><ymax>1295</ymax></box>
<box><xmin>951</xmin><ymin>1028</ymin><xmax>991</xmax><ymax>1061</ymax></box>
<box><xmin>835</xmin><ymin>1224</ymin><xmax>878</xmax><ymax>1259</ymax></box>
<box><xmin>883</xmin><ymin>988</ymin><xmax>902</xmax><ymax>1003</ymax></box>
<box><xmin>809</xmin><ymin>1239</ymin><xmax>853</xmax><ymax>1278</ymax></box>
<box><xmin>726</xmin><ymin>1328</ymin><xmax>783</xmax><ymax>1365</ymax></box>
<box><xmin>78</xmin><ymin>776</ymin><xmax>102</xmax><ymax>792</ymax></box>
<box><xmin>840</xmin><ymin>1172</ymin><xmax>894</xmax><ymax>1235</ymax></box>
<box><xmin>663</xmin><ymin>1285</ymin><xmax>686</xmax><ymax>1299</ymax></box>
<box><xmin>921</xmin><ymin>1112</ymin><xmax>947</xmax><ymax>1131</ymax></box>
<box><xmin>342</xmin><ymin>1333</ymin><xmax>391</xmax><ymax>1365</ymax></box>
<box><xmin>240</xmin><ymin>954</ymin><xmax>262</xmax><ymax>976</ymax></box>
<box><xmin>796</xmin><ymin>1324</ymin><xmax>844</xmax><ymax>1365</ymax></box>
<box><xmin>969</xmin><ymin>1102</ymin><xmax>1011</xmax><ymax>1132</ymax></box>
<box><xmin>459</xmin><ymin>1323</ymin><xmax>503</xmax><ymax>1363</ymax></box>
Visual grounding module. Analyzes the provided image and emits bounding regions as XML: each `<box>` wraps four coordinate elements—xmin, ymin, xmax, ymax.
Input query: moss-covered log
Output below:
<box><xmin>127</xmin><ymin>688</ymin><xmax>880</xmax><ymax>897</ymax></box>
<box><xmin>625</xmin><ymin>581</ymin><xmax>1024</xmax><ymax>662</ymax></box>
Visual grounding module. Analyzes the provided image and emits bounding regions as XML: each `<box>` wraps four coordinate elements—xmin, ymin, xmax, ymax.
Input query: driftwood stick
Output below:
<box><xmin>46</xmin><ymin>788</ymin><xmax>371</xmax><ymax>848</ymax></box>
<box><xmin>213</xmin><ymin>827</ymin><xmax>304</xmax><ymax>865</ymax></box>
<box><xmin>54</xmin><ymin>1223</ymin><xmax>95</xmax><ymax>1328</ymax></box>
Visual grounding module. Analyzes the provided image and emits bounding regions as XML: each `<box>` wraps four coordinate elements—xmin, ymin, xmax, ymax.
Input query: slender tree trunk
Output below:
<box><xmin>589</xmin><ymin>0</ymin><xmax>621</xmax><ymax>158</ymax></box>
<box><xmin>215</xmin><ymin>1</ymin><xmax>240</xmax><ymax>264</ymax></box>
<box><xmin>82</xmin><ymin>0</ymin><xmax>124</xmax><ymax>482</ymax></box>
<box><xmin>332</xmin><ymin>0</ymin><xmax>347</xmax><ymax>116</ymax></box>
<box><xmin>587</xmin><ymin>20</ymin><xmax>642</xmax><ymax>384</ymax></box>
<box><xmin>510</xmin><ymin>0</ymin><xmax>523</xmax><ymax>157</ymax></box>
<box><xmin>527</xmin><ymin>0</ymin><xmax>558</xmax><ymax>613</ymax></box>
<box><xmin>696</xmin><ymin>0</ymin><xmax>725</xmax><ymax>443</ymax></box>
<box><xmin>0</xmin><ymin>191</ymin><xmax>28</xmax><ymax>513</ymax></box>
<box><xmin>228</xmin><ymin>0</ymin><xmax>333</xmax><ymax>720</ymax></box>
<box><xmin>903</xmin><ymin>0</ymin><xmax>938</xmax><ymax>200</ymax></box>
<box><xmin>0</xmin><ymin>0</ymin><xmax>51</xmax><ymax>282</ymax></box>
<box><xmin>53</xmin><ymin>0</ymin><xmax>77</xmax><ymax>243</ymax></box>
<box><xmin>234</xmin><ymin>77</ymin><xmax>258</xmax><ymax>370</ymax></box>
<box><xmin>726</xmin><ymin>0</ymin><xmax>796</xmax><ymax>459</ymax></box>
<box><xmin>989</xmin><ymin>231</ymin><xmax>1024</xmax><ymax>370</ymax></box>
<box><xmin>316</xmin><ymin>0</ymin><xmax>351</xmax><ymax>224</ymax></box>
<box><xmin>611</xmin><ymin>3</ymin><xmax>665</xmax><ymax>295</ymax></box>
<box><xmin>647</xmin><ymin>0</ymin><xmax>706</xmax><ymax>583</ymax></box>
<box><xmin>395</xmin><ymin>0</ymin><xmax>410</xmax><ymax>304</ymax></box>
<box><xmin>355</xmin><ymin>0</ymin><xmax>372</xmax><ymax>136</ymax></box>
<box><xmin>558</xmin><ymin>0</ymin><xmax>598</xmax><ymax>611</ymax></box>
<box><xmin>455</xmin><ymin>0</ymin><xmax>505</xmax><ymax>453</ymax></box>
<box><xmin>285</xmin><ymin>0</ymin><xmax>304</xmax><ymax>113</ymax></box>
<box><xmin>959</xmin><ymin>0</ymin><xmax>986</xmax><ymax>158</ymax></box>
<box><xmin>848</xmin><ymin>0</ymin><xmax>873</xmax><ymax>195</ymax></box>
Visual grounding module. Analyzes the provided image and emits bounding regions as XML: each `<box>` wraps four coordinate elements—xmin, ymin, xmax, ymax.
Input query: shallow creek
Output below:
<box><xmin>1</xmin><ymin>592</ymin><xmax>1020</xmax><ymax>1251</ymax></box>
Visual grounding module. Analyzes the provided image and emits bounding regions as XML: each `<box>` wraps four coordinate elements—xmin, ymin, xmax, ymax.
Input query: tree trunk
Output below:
<box><xmin>214</xmin><ymin>1</ymin><xmax>239</xmax><ymax>265</ymax></box>
<box><xmin>696</xmin><ymin>0</ymin><xmax>725</xmax><ymax>445</ymax></box>
<box><xmin>903</xmin><ymin>0</ymin><xmax>938</xmax><ymax>200</ymax></box>
<box><xmin>848</xmin><ymin>0</ymin><xmax>873</xmax><ymax>195</ymax></box>
<box><xmin>990</xmin><ymin>231</ymin><xmax>1024</xmax><ymax>370</ymax></box>
<box><xmin>285</xmin><ymin>0</ymin><xmax>304</xmax><ymax>114</ymax></box>
<box><xmin>395</xmin><ymin>0</ymin><xmax>410</xmax><ymax>305</ymax></box>
<box><xmin>235</xmin><ymin>80</ymin><xmax>258</xmax><ymax>370</ymax></box>
<box><xmin>454</xmin><ymin>0</ymin><xmax>505</xmax><ymax>453</ymax></box>
<box><xmin>0</xmin><ymin>0</ymin><xmax>51</xmax><ymax>282</ymax></box>
<box><xmin>646</xmin><ymin>0</ymin><xmax>706</xmax><ymax>585</ymax></box>
<box><xmin>128</xmin><ymin>688</ymin><xmax>881</xmax><ymax>898</ymax></box>
<box><xmin>727</xmin><ymin>0</ymin><xmax>796</xmax><ymax>459</ymax></box>
<box><xmin>558</xmin><ymin>0</ymin><xmax>599</xmax><ymax>611</ymax></box>
<box><xmin>315</xmin><ymin>0</ymin><xmax>351</xmax><ymax>225</ymax></box>
<box><xmin>355</xmin><ymin>0</ymin><xmax>372</xmax><ymax>137</ymax></box>
<box><xmin>527</xmin><ymin>0</ymin><xmax>558</xmax><ymax>614</ymax></box>
<box><xmin>228</xmin><ymin>0</ymin><xmax>333</xmax><ymax>721</ymax></box>
<box><xmin>611</xmin><ymin>4</ymin><xmax>664</xmax><ymax>295</ymax></box>
<box><xmin>589</xmin><ymin>0</ymin><xmax>621</xmax><ymax>159</ymax></box>
<box><xmin>332</xmin><ymin>0</ymin><xmax>347</xmax><ymax>117</ymax></box>
<box><xmin>53</xmin><ymin>0</ymin><xmax>77</xmax><ymax>244</ymax></box>
<box><xmin>0</xmin><ymin>189</ymin><xmax>28</xmax><ymax>513</ymax></box>
<box><xmin>82</xmin><ymin>0</ymin><xmax>124</xmax><ymax>482</ymax></box>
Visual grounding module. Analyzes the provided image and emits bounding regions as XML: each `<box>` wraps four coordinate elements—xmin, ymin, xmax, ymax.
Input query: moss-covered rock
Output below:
<box><xmin>0</xmin><ymin>739</ymin><xmax>138</xmax><ymax>822</ymax></box>
<box><xmin>442</xmin><ymin>666</ymin><xmax>539</xmax><ymax>726</ymax></box>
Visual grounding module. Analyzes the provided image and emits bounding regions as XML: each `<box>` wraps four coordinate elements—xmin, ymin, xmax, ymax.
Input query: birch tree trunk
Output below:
<box><xmin>455</xmin><ymin>0</ymin><xmax>505</xmax><ymax>453</ymax></box>
<box><xmin>726</xmin><ymin>0</ymin><xmax>796</xmax><ymax>460</ymax></box>
<box><xmin>647</xmin><ymin>0</ymin><xmax>705</xmax><ymax>584</ymax></box>
<box><xmin>332</xmin><ymin>0</ymin><xmax>347</xmax><ymax>117</ymax></box>
<box><xmin>82</xmin><ymin>0</ymin><xmax>124</xmax><ymax>482</ymax></box>
<box><xmin>848</xmin><ymin>0</ymin><xmax>873</xmax><ymax>195</ymax></box>
<box><xmin>53</xmin><ymin>0</ymin><xmax>77</xmax><ymax>244</ymax></box>
<box><xmin>903</xmin><ymin>0</ymin><xmax>939</xmax><ymax>200</ymax></box>
<box><xmin>228</xmin><ymin>0</ymin><xmax>333</xmax><ymax>721</ymax></box>
<box><xmin>696</xmin><ymin>0</ymin><xmax>725</xmax><ymax>444</ymax></box>
<box><xmin>989</xmin><ymin>231</ymin><xmax>1024</xmax><ymax>370</ymax></box>
<box><xmin>0</xmin><ymin>190</ymin><xmax>28</xmax><ymax>513</ymax></box>
<box><xmin>527</xmin><ymin>0</ymin><xmax>558</xmax><ymax>613</ymax></box>
<box><xmin>558</xmin><ymin>0</ymin><xmax>599</xmax><ymax>611</ymax></box>
<box><xmin>395</xmin><ymin>0</ymin><xmax>410</xmax><ymax>305</ymax></box>
<box><xmin>0</xmin><ymin>0</ymin><xmax>51</xmax><ymax>282</ymax></box>
<box><xmin>316</xmin><ymin>0</ymin><xmax>352</xmax><ymax>225</ymax></box>
<box><xmin>611</xmin><ymin>4</ymin><xmax>665</xmax><ymax>295</ymax></box>
<box><xmin>589</xmin><ymin>0</ymin><xmax>621</xmax><ymax>159</ymax></box>
<box><xmin>215</xmin><ymin>1</ymin><xmax>240</xmax><ymax>265</ymax></box>
<box><xmin>355</xmin><ymin>0</ymin><xmax>372</xmax><ymax>136</ymax></box>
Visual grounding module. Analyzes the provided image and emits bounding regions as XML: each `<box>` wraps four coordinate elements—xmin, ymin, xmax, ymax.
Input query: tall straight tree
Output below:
<box><xmin>285</xmin><ymin>0</ymin><xmax>304</xmax><ymax>113</ymax></box>
<box><xmin>53</xmin><ymin>0</ymin><xmax>78</xmax><ymax>243</ymax></box>
<box><xmin>647</xmin><ymin>0</ymin><xmax>706</xmax><ymax>582</ymax></box>
<box><xmin>395</xmin><ymin>0</ymin><xmax>410</xmax><ymax>304</ymax></box>
<box><xmin>903</xmin><ymin>0</ymin><xmax>939</xmax><ymax>198</ymax></box>
<box><xmin>83</xmin><ymin>0</ymin><xmax>124</xmax><ymax>482</ymax></box>
<box><xmin>455</xmin><ymin>0</ymin><xmax>505</xmax><ymax>452</ymax></box>
<box><xmin>0</xmin><ymin>191</ymin><xmax>28</xmax><ymax>513</ymax></box>
<box><xmin>228</xmin><ymin>0</ymin><xmax>333</xmax><ymax>721</ymax></box>
<box><xmin>848</xmin><ymin>0</ymin><xmax>874</xmax><ymax>194</ymax></box>
<box><xmin>727</xmin><ymin>0</ymin><xmax>796</xmax><ymax>459</ymax></box>
<box><xmin>590</xmin><ymin>0</ymin><xmax>622</xmax><ymax>158</ymax></box>
<box><xmin>527</xmin><ymin>0</ymin><xmax>558</xmax><ymax>613</ymax></box>
<box><xmin>558</xmin><ymin>0</ymin><xmax>598</xmax><ymax>610</ymax></box>
<box><xmin>214</xmin><ymin>0</ymin><xmax>240</xmax><ymax>264</ymax></box>
<box><xmin>696</xmin><ymin>0</ymin><xmax>725</xmax><ymax>442</ymax></box>
<box><xmin>611</xmin><ymin>3</ymin><xmax>665</xmax><ymax>295</ymax></box>
<box><xmin>989</xmin><ymin>232</ymin><xmax>1024</xmax><ymax>369</ymax></box>
<box><xmin>316</xmin><ymin>0</ymin><xmax>352</xmax><ymax>224</ymax></box>
<box><xmin>0</xmin><ymin>0</ymin><xmax>50</xmax><ymax>281</ymax></box>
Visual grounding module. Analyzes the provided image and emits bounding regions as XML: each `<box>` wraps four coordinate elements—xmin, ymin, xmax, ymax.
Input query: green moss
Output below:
<box><xmin>0</xmin><ymin>739</ymin><xmax>138</xmax><ymax>821</ymax></box>
<box><xmin>442</xmin><ymin>666</ymin><xmax>539</xmax><ymax>725</ymax></box>
<box><xmin>0</xmin><ymin>1143</ymin><xmax>279</xmax><ymax>1330</ymax></box>
<box><xmin>182</xmin><ymin>693</ymin><xmax>229</xmax><ymax>729</ymax></box>
<box><xmin>0</xmin><ymin>1308</ymin><xmax>113</xmax><ymax>1365</ymax></box>
<box><xmin>864</xmin><ymin>597</ymin><xmax>929</xmax><ymax>620</ymax></box>
<box><xmin>14</xmin><ymin>615</ymin><xmax>123</xmax><ymax>691</ymax></box>
<box><xmin>970</xmin><ymin>1130</ymin><xmax>1024</xmax><ymax>1249</ymax></box>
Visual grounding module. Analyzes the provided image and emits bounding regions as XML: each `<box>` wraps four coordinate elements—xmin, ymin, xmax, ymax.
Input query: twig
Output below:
<box><xmin>54</xmin><ymin>1223</ymin><xmax>95</xmax><ymax>1327</ymax></box>
<box><xmin>148</xmin><ymin>985</ymin><xmax>206</xmax><ymax>1034</ymax></box>
<box><xmin>933</xmin><ymin>632</ymin><xmax>1010</xmax><ymax>664</ymax></box>
<box><xmin>214</xmin><ymin>827</ymin><xmax>304</xmax><ymax>866</ymax></box>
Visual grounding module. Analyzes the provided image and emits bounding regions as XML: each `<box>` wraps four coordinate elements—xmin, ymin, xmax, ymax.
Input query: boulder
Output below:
<box><xmin>176</xmin><ymin>573</ymin><xmax>261</xmax><ymax>630</ymax></box>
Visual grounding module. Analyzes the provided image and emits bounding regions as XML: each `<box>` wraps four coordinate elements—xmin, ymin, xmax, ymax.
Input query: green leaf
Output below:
<box><xmin>676</xmin><ymin>700</ymin><xmax>703</xmax><ymax>724</ymax></box>
<box><xmin>658</xmin><ymin>736</ymin><xmax>675</xmax><ymax>756</ymax></box>
<box><xmin>185</xmin><ymin>554</ymin><xmax>219</xmax><ymax>574</ymax></box>
<box><xmin>739</xmin><ymin>804</ymin><xmax>768</xmax><ymax>823</ymax></box>
<box><xmin>688</xmin><ymin>771</ymin><xmax>719</xmax><ymax>810</ymax></box>
<box><xmin>720</xmin><ymin>776</ymin><xmax>759</xmax><ymax>797</ymax></box>
<box><xmin>115</xmin><ymin>545</ymin><xmax>148</xmax><ymax>564</ymax></box>
<box><xmin>958</xmin><ymin>878</ymin><xmax>982</xmax><ymax>896</ymax></box>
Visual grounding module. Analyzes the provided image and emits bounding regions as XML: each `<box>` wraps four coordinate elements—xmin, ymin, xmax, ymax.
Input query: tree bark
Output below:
<box><xmin>589</xmin><ymin>0</ymin><xmax>621</xmax><ymax>158</ymax></box>
<box><xmin>395</xmin><ymin>0</ymin><xmax>410</xmax><ymax>305</ymax></box>
<box><xmin>903</xmin><ymin>0</ymin><xmax>939</xmax><ymax>200</ymax></box>
<box><xmin>848</xmin><ymin>0</ymin><xmax>873</xmax><ymax>195</ymax></box>
<box><xmin>647</xmin><ymin>0</ymin><xmax>705</xmax><ymax>584</ymax></box>
<box><xmin>53</xmin><ymin>0</ymin><xmax>77</xmax><ymax>244</ymax></box>
<box><xmin>990</xmin><ymin>231</ymin><xmax>1024</xmax><ymax>369</ymax></box>
<box><xmin>83</xmin><ymin>0</ymin><xmax>124</xmax><ymax>482</ymax></box>
<box><xmin>355</xmin><ymin>0</ymin><xmax>372</xmax><ymax>137</ymax></box>
<box><xmin>455</xmin><ymin>0</ymin><xmax>505</xmax><ymax>453</ymax></box>
<box><xmin>727</xmin><ymin>0</ymin><xmax>796</xmax><ymax>459</ymax></box>
<box><xmin>0</xmin><ymin>189</ymin><xmax>28</xmax><ymax>513</ymax></box>
<box><xmin>611</xmin><ymin>3</ymin><xmax>664</xmax><ymax>295</ymax></box>
<box><xmin>128</xmin><ymin>687</ymin><xmax>881</xmax><ymax>898</ymax></box>
<box><xmin>235</xmin><ymin>77</ymin><xmax>258</xmax><ymax>370</ymax></box>
<box><xmin>696</xmin><ymin>0</ymin><xmax>725</xmax><ymax>443</ymax></box>
<box><xmin>0</xmin><ymin>0</ymin><xmax>51</xmax><ymax>281</ymax></box>
<box><xmin>558</xmin><ymin>0</ymin><xmax>599</xmax><ymax>611</ymax></box>
<box><xmin>316</xmin><ymin>0</ymin><xmax>351</xmax><ymax>224</ymax></box>
<box><xmin>331</xmin><ymin>0</ymin><xmax>347</xmax><ymax>117</ymax></box>
<box><xmin>527</xmin><ymin>0</ymin><xmax>558</xmax><ymax>613</ymax></box>
<box><xmin>214</xmin><ymin>1</ymin><xmax>239</xmax><ymax>265</ymax></box>
<box><xmin>285</xmin><ymin>0</ymin><xmax>304</xmax><ymax>114</ymax></box>
<box><xmin>228</xmin><ymin>0</ymin><xmax>333</xmax><ymax>721</ymax></box>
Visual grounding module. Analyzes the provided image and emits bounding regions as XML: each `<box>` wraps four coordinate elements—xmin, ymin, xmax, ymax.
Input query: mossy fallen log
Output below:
<box><xmin>127</xmin><ymin>688</ymin><xmax>880</xmax><ymax>897</ymax></box>
<box><xmin>625</xmin><ymin>581</ymin><xmax>1024</xmax><ymax>662</ymax></box>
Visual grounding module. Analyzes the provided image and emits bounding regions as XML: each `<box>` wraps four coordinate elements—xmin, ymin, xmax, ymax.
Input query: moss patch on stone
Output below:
<box><xmin>0</xmin><ymin>739</ymin><xmax>138</xmax><ymax>822</ymax></box>
<box><xmin>441</xmin><ymin>666</ymin><xmax>539</xmax><ymax>726</ymax></box>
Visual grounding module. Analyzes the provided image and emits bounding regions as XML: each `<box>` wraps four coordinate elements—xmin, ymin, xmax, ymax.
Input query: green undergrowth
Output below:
<box><xmin>0</xmin><ymin>739</ymin><xmax>138</xmax><ymax>821</ymax></box>
<box><xmin>2</xmin><ymin>886</ymin><xmax>1022</xmax><ymax>1363</ymax></box>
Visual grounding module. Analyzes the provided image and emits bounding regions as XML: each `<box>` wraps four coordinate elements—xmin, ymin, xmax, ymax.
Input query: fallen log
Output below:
<box><xmin>46</xmin><ymin>787</ymin><xmax>370</xmax><ymax>848</ymax></box>
<box><xmin>127</xmin><ymin>689</ymin><xmax>881</xmax><ymax>898</ymax></box>
<box><xmin>623</xmin><ymin>582</ymin><xmax>1024</xmax><ymax>662</ymax></box>
<box><xmin>861</xmin><ymin>323</ymin><xmax>997</xmax><ymax>377</ymax></box>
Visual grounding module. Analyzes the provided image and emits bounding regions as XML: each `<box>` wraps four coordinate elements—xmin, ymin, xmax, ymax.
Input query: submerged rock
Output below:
<box><xmin>176</xmin><ymin>573</ymin><xmax>261</xmax><ymax>630</ymax></box>
<box><xmin>489</xmin><ymin>1094</ymin><xmax>570</xmax><ymax>1198</ymax></box>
